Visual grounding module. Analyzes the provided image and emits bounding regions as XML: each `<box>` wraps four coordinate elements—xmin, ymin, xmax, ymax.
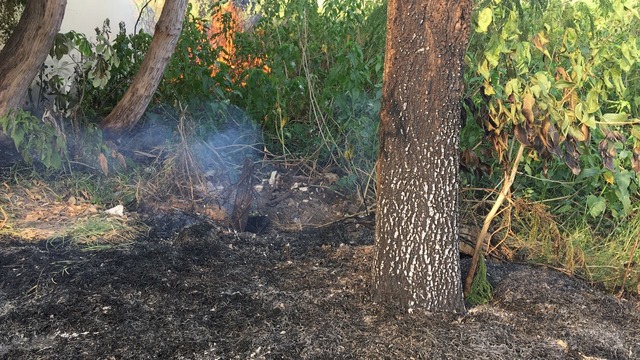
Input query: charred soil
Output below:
<box><xmin>1</xmin><ymin>212</ymin><xmax>639</xmax><ymax>359</ymax></box>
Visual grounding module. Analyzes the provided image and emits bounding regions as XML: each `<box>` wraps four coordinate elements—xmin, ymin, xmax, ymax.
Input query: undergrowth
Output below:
<box><xmin>505</xmin><ymin>198</ymin><xmax>640</xmax><ymax>295</ymax></box>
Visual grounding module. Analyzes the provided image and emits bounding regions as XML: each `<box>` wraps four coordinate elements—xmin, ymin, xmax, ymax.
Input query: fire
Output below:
<box><xmin>207</xmin><ymin>2</ymin><xmax>269</xmax><ymax>83</ymax></box>
<box><xmin>168</xmin><ymin>2</ymin><xmax>269</xmax><ymax>89</ymax></box>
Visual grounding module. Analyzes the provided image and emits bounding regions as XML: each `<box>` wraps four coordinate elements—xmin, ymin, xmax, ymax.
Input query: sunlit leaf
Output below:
<box><xmin>603</xmin><ymin>172</ymin><xmax>614</xmax><ymax>184</ymax></box>
<box><xmin>586</xmin><ymin>89</ymin><xmax>600</xmax><ymax>113</ymax></box>
<box><xmin>568</xmin><ymin>125</ymin><xmax>587</xmax><ymax>142</ymax></box>
<box><xmin>554</xmin><ymin>80</ymin><xmax>574</xmax><ymax>90</ymax></box>
<box><xmin>533</xmin><ymin>31</ymin><xmax>549</xmax><ymax>52</ymax></box>
<box><xmin>534</xmin><ymin>72</ymin><xmax>551</xmax><ymax>95</ymax></box>
<box><xmin>572</xmin><ymin>65</ymin><xmax>583</xmax><ymax>82</ymax></box>
<box><xmin>600</xmin><ymin>113</ymin><xmax>629</xmax><ymax>124</ymax></box>
<box><xmin>478</xmin><ymin>60</ymin><xmax>490</xmax><ymax>80</ymax></box>
<box><xmin>483</xmin><ymin>82</ymin><xmax>496</xmax><ymax>95</ymax></box>
<box><xmin>476</xmin><ymin>7</ymin><xmax>493</xmax><ymax>33</ymax></box>
<box><xmin>504</xmin><ymin>78</ymin><xmax>519</xmax><ymax>97</ymax></box>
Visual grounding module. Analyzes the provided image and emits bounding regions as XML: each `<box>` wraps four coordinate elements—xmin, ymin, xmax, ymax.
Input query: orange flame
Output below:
<box><xmin>207</xmin><ymin>2</ymin><xmax>269</xmax><ymax>84</ymax></box>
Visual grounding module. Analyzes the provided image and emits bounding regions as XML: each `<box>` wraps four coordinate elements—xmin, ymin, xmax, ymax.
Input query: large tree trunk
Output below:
<box><xmin>101</xmin><ymin>0</ymin><xmax>188</xmax><ymax>135</ymax></box>
<box><xmin>372</xmin><ymin>0</ymin><xmax>472</xmax><ymax>313</ymax></box>
<box><xmin>0</xmin><ymin>0</ymin><xmax>67</xmax><ymax>117</ymax></box>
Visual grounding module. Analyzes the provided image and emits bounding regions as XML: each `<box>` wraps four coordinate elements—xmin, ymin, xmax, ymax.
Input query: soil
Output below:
<box><xmin>1</xmin><ymin>165</ymin><xmax>639</xmax><ymax>359</ymax></box>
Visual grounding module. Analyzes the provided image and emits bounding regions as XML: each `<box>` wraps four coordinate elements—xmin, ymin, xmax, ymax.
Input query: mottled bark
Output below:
<box><xmin>373</xmin><ymin>0</ymin><xmax>472</xmax><ymax>313</ymax></box>
<box><xmin>0</xmin><ymin>0</ymin><xmax>67</xmax><ymax>117</ymax></box>
<box><xmin>101</xmin><ymin>0</ymin><xmax>188</xmax><ymax>134</ymax></box>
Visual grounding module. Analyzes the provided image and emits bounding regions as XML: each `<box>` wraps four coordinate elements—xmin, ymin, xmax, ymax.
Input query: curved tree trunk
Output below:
<box><xmin>373</xmin><ymin>0</ymin><xmax>472</xmax><ymax>313</ymax></box>
<box><xmin>0</xmin><ymin>0</ymin><xmax>67</xmax><ymax>118</ymax></box>
<box><xmin>101</xmin><ymin>0</ymin><xmax>188</xmax><ymax>135</ymax></box>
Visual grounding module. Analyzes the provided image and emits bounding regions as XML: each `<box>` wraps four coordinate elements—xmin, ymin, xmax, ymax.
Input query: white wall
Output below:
<box><xmin>60</xmin><ymin>0</ymin><xmax>150</xmax><ymax>37</ymax></box>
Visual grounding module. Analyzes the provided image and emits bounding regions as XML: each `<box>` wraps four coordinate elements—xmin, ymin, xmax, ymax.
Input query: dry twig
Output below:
<box><xmin>464</xmin><ymin>144</ymin><xmax>525</xmax><ymax>296</ymax></box>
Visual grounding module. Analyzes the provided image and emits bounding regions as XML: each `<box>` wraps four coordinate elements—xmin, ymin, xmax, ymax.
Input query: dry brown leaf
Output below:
<box><xmin>98</xmin><ymin>153</ymin><xmax>109</xmax><ymax>176</ymax></box>
<box><xmin>117</xmin><ymin>153</ymin><xmax>127</xmax><ymax>168</ymax></box>
<box><xmin>24</xmin><ymin>213</ymin><xmax>40</xmax><ymax>221</ymax></box>
<box><xmin>514</xmin><ymin>124</ymin><xmax>531</xmax><ymax>147</ymax></box>
<box><xmin>555</xmin><ymin>67</ymin><xmax>570</xmax><ymax>81</ymax></box>
<box><xmin>522</xmin><ymin>92</ymin><xmax>535</xmax><ymax>123</ymax></box>
<box><xmin>533</xmin><ymin>32</ymin><xmax>549</xmax><ymax>52</ymax></box>
<box><xmin>632</xmin><ymin>146</ymin><xmax>640</xmax><ymax>173</ymax></box>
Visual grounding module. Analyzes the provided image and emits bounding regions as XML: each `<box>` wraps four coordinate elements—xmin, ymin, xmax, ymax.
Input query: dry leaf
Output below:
<box><xmin>632</xmin><ymin>146</ymin><xmax>640</xmax><ymax>173</ymax></box>
<box><xmin>98</xmin><ymin>153</ymin><xmax>109</xmax><ymax>176</ymax></box>
<box><xmin>522</xmin><ymin>92</ymin><xmax>535</xmax><ymax>123</ymax></box>
<box><xmin>117</xmin><ymin>153</ymin><xmax>127</xmax><ymax>168</ymax></box>
<box><xmin>556</xmin><ymin>67</ymin><xmax>570</xmax><ymax>81</ymax></box>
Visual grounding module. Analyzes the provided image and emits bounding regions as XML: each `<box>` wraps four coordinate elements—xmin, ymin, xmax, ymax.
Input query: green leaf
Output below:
<box><xmin>77</xmin><ymin>38</ymin><xmax>93</xmax><ymax>57</ymax></box>
<box><xmin>586</xmin><ymin>195</ymin><xmax>607</xmax><ymax>218</ymax></box>
<box><xmin>12</xmin><ymin>127</ymin><xmax>25</xmax><ymax>148</ymax></box>
<box><xmin>478</xmin><ymin>59</ymin><xmax>490</xmax><ymax>80</ymax></box>
<box><xmin>600</xmin><ymin>113</ymin><xmax>629</xmax><ymax>124</ymax></box>
<box><xmin>504</xmin><ymin>79</ymin><xmax>520</xmax><ymax>97</ymax></box>
<box><xmin>586</xmin><ymin>89</ymin><xmax>600</xmax><ymax>113</ymax></box>
<box><xmin>577</xmin><ymin>167</ymin><xmax>600</xmax><ymax>180</ymax></box>
<box><xmin>574</xmin><ymin>102</ymin><xmax>585</xmax><ymax>122</ymax></box>
<box><xmin>568</xmin><ymin>125</ymin><xmax>587</xmax><ymax>141</ymax></box>
<box><xmin>585</xmin><ymin>115</ymin><xmax>595</xmax><ymax>128</ymax></box>
<box><xmin>534</xmin><ymin>72</ymin><xmax>551</xmax><ymax>95</ymax></box>
<box><xmin>614</xmin><ymin>170</ymin><xmax>632</xmax><ymax>191</ymax></box>
<box><xmin>575</xmin><ymin>103</ymin><xmax>596</xmax><ymax>128</ymax></box>
<box><xmin>476</xmin><ymin>7</ymin><xmax>493</xmax><ymax>33</ymax></box>
<box><xmin>554</xmin><ymin>80</ymin><xmax>574</xmax><ymax>90</ymax></box>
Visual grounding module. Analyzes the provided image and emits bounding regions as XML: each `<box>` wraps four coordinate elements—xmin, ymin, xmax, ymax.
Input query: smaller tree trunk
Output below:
<box><xmin>0</xmin><ymin>0</ymin><xmax>67</xmax><ymax>117</ymax></box>
<box><xmin>101</xmin><ymin>0</ymin><xmax>188</xmax><ymax>134</ymax></box>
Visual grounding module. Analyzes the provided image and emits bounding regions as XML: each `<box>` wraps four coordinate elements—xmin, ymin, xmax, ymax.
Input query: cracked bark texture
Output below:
<box><xmin>0</xmin><ymin>0</ymin><xmax>67</xmax><ymax>117</ymax></box>
<box><xmin>373</xmin><ymin>0</ymin><xmax>472</xmax><ymax>313</ymax></box>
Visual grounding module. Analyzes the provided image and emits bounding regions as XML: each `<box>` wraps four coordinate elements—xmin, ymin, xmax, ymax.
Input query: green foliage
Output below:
<box><xmin>230</xmin><ymin>0</ymin><xmax>384</xmax><ymax>192</ymax></box>
<box><xmin>73</xmin><ymin>22</ymin><xmax>149</xmax><ymax>117</ymax></box>
<box><xmin>463</xmin><ymin>0</ymin><xmax>640</xmax><ymax>219</ymax></box>
<box><xmin>0</xmin><ymin>110</ymin><xmax>66</xmax><ymax>169</ymax></box>
<box><xmin>41</xmin><ymin>20</ymin><xmax>125</xmax><ymax>116</ymax></box>
<box><xmin>39</xmin><ymin>4</ymin><xmax>237</xmax><ymax>118</ymax></box>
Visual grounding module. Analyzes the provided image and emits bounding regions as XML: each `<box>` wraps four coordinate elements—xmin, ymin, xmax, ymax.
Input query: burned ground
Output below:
<box><xmin>1</xmin><ymin>214</ymin><xmax>639</xmax><ymax>359</ymax></box>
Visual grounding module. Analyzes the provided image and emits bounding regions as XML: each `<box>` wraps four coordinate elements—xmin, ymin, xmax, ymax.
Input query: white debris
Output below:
<box><xmin>268</xmin><ymin>171</ymin><xmax>278</xmax><ymax>185</ymax></box>
<box><xmin>105</xmin><ymin>204</ymin><xmax>124</xmax><ymax>216</ymax></box>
